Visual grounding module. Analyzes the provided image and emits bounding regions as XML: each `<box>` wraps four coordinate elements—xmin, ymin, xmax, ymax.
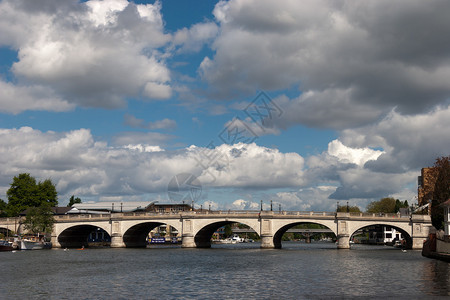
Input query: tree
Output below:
<box><xmin>431</xmin><ymin>156</ymin><xmax>450</xmax><ymax>230</ymax></box>
<box><xmin>37</xmin><ymin>179</ymin><xmax>58</xmax><ymax>207</ymax></box>
<box><xmin>6</xmin><ymin>173</ymin><xmax>58</xmax><ymax>216</ymax></box>
<box><xmin>22</xmin><ymin>204</ymin><xmax>55</xmax><ymax>235</ymax></box>
<box><xmin>394</xmin><ymin>199</ymin><xmax>409</xmax><ymax>213</ymax></box>
<box><xmin>337</xmin><ymin>205</ymin><xmax>361</xmax><ymax>213</ymax></box>
<box><xmin>366</xmin><ymin>197</ymin><xmax>397</xmax><ymax>213</ymax></box>
<box><xmin>67</xmin><ymin>195</ymin><xmax>82</xmax><ymax>207</ymax></box>
<box><xmin>0</xmin><ymin>199</ymin><xmax>7</xmax><ymax>217</ymax></box>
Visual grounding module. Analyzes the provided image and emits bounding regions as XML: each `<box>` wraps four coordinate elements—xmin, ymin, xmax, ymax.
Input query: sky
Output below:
<box><xmin>0</xmin><ymin>0</ymin><xmax>449</xmax><ymax>211</ymax></box>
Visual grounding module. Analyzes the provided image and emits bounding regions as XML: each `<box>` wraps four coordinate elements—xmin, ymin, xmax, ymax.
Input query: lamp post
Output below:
<box><xmin>112</xmin><ymin>203</ymin><xmax>114</xmax><ymax>213</ymax></box>
<box><xmin>347</xmin><ymin>201</ymin><xmax>349</xmax><ymax>213</ymax></box>
<box><xmin>270</xmin><ymin>200</ymin><xmax>273</xmax><ymax>211</ymax></box>
<box><xmin>260</xmin><ymin>200</ymin><xmax>263</xmax><ymax>211</ymax></box>
<box><xmin>337</xmin><ymin>201</ymin><xmax>339</xmax><ymax>212</ymax></box>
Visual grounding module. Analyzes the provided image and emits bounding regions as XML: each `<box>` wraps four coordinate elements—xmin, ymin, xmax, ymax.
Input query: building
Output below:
<box><xmin>70</xmin><ymin>201</ymin><xmax>157</xmax><ymax>214</ymax></box>
<box><xmin>442</xmin><ymin>199</ymin><xmax>450</xmax><ymax>237</ymax></box>
<box><xmin>418</xmin><ymin>167</ymin><xmax>438</xmax><ymax>207</ymax></box>
<box><xmin>367</xmin><ymin>225</ymin><xmax>403</xmax><ymax>244</ymax></box>
<box><xmin>147</xmin><ymin>203</ymin><xmax>192</xmax><ymax>213</ymax></box>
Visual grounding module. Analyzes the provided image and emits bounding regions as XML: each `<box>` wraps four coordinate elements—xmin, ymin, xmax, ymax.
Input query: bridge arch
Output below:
<box><xmin>0</xmin><ymin>226</ymin><xmax>14</xmax><ymax>237</ymax></box>
<box><xmin>120</xmin><ymin>220</ymin><xmax>182</xmax><ymax>248</ymax></box>
<box><xmin>349</xmin><ymin>222</ymin><xmax>413</xmax><ymax>249</ymax></box>
<box><xmin>122</xmin><ymin>221</ymin><xmax>181</xmax><ymax>248</ymax></box>
<box><xmin>58</xmin><ymin>224</ymin><xmax>111</xmax><ymax>248</ymax></box>
<box><xmin>273</xmin><ymin>221</ymin><xmax>337</xmax><ymax>249</ymax></box>
<box><xmin>193</xmin><ymin>220</ymin><xmax>260</xmax><ymax>248</ymax></box>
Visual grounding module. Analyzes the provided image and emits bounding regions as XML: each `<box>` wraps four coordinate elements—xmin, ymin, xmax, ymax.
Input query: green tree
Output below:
<box><xmin>38</xmin><ymin>179</ymin><xmax>58</xmax><ymax>207</ymax></box>
<box><xmin>337</xmin><ymin>205</ymin><xmax>361</xmax><ymax>213</ymax></box>
<box><xmin>224</xmin><ymin>224</ymin><xmax>233</xmax><ymax>238</ymax></box>
<box><xmin>6</xmin><ymin>173</ymin><xmax>58</xmax><ymax>216</ymax></box>
<box><xmin>394</xmin><ymin>199</ymin><xmax>409</xmax><ymax>213</ymax></box>
<box><xmin>366</xmin><ymin>197</ymin><xmax>396</xmax><ymax>213</ymax></box>
<box><xmin>431</xmin><ymin>156</ymin><xmax>450</xmax><ymax>230</ymax></box>
<box><xmin>67</xmin><ymin>195</ymin><xmax>82</xmax><ymax>207</ymax></box>
<box><xmin>22</xmin><ymin>204</ymin><xmax>55</xmax><ymax>235</ymax></box>
<box><xmin>0</xmin><ymin>199</ymin><xmax>8</xmax><ymax>217</ymax></box>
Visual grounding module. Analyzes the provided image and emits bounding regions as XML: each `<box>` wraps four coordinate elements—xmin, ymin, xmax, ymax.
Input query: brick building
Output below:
<box><xmin>418</xmin><ymin>167</ymin><xmax>438</xmax><ymax>207</ymax></box>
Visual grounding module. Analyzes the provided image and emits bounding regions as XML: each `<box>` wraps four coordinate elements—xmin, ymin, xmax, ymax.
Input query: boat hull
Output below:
<box><xmin>20</xmin><ymin>240</ymin><xmax>51</xmax><ymax>250</ymax></box>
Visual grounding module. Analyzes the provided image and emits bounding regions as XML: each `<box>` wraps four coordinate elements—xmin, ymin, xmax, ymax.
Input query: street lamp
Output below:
<box><xmin>260</xmin><ymin>200</ymin><xmax>263</xmax><ymax>211</ymax></box>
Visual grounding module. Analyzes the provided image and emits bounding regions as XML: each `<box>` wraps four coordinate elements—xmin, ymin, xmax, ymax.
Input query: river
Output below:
<box><xmin>1</xmin><ymin>242</ymin><xmax>449</xmax><ymax>299</ymax></box>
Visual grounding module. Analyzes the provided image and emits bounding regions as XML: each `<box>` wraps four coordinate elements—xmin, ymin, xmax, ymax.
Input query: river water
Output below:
<box><xmin>1</xmin><ymin>242</ymin><xmax>448</xmax><ymax>299</ymax></box>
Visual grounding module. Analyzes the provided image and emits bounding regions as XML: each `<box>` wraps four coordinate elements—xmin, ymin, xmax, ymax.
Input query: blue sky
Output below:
<box><xmin>0</xmin><ymin>0</ymin><xmax>449</xmax><ymax>211</ymax></box>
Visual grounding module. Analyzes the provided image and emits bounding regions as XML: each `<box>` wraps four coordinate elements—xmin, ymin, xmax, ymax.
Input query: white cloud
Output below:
<box><xmin>0</xmin><ymin>127</ymin><xmax>306</xmax><ymax>203</ymax></box>
<box><xmin>327</xmin><ymin>140</ymin><xmax>384</xmax><ymax>166</ymax></box>
<box><xmin>173</xmin><ymin>22</ymin><xmax>219</xmax><ymax>53</ymax></box>
<box><xmin>0</xmin><ymin>0</ymin><xmax>172</xmax><ymax>111</ymax></box>
<box><xmin>0</xmin><ymin>80</ymin><xmax>75</xmax><ymax>114</ymax></box>
<box><xmin>230</xmin><ymin>199</ymin><xmax>259</xmax><ymax>210</ymax></box>
<box><xmin>200</xmin><ymin>0</ymin><xmax>450</xmax><ymax>127</ymax></box>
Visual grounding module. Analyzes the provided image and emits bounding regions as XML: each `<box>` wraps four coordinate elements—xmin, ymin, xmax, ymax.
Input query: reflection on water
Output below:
<box><xmin>1</xmin><ymin>242</ymin><xmax>448</xmax><ymax>299</ymax></box>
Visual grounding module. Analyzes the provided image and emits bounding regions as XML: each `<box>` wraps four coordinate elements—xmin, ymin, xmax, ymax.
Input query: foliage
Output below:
<box><xmin>0</xmin><ymin>198</ymin><xmax>7</xmax><ymax>217</ymax></box>
<box><xmin>366</xmin><ymin>197</ymin><xmax>397</xmax><ymax>213</ymax></box>
<box><xmin>394</xmin><ymin>199</ymin><xmax>409</xmax><ymax>213</ymax></box>
<box><xmin>337</xmin><ymin>205</ymin><xmax>361</xmax><ymax>213</ymax></box>
<box><xmin>6</xmin><ymin>173</ymin><xmax>58</xmax><ymax>216</ymax></box>
<box><xmin>68</xmin><ymin>195</ymin><xmax>82</xmax><ymax>207</ymax></box>
<box><xmin>431</xmin><ymin>156</ymin><xmax>450</xmax><ymax>230</ymax></box>
<box><xmin>22</xmin><ymin>204</ymin><xmax>55</xmax><ymax>235</ymax></box>
<box><xmin>224</xmin><ymin>224</ymin><xmax>233</xmax><ymax>238</ymax></box>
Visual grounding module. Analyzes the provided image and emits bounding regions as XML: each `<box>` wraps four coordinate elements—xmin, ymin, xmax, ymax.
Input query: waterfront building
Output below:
<box><xmin>70</xmin><ymin>201</ymin><xmax>157</xmax><ymax>214</ymax></box>
<box><xmin>417</xmin><ymin>167</ymin><xmax>437</xmax><ymax>207</ymax></box>
<box><xmin>442</xmin><ymin>199</ymin><xmax>450</xmax><ymax>236</ymax></box>
<box><xmin>367</xmin><ymin>225</ymin><xmax>403</xmax><ymax>244</ymax></box>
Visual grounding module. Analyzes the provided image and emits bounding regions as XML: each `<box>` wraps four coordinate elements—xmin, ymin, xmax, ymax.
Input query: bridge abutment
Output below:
<box><xmin>411</xmin><ymin>215</ymin><xmax>433</xmax><ymax>250</ymax></box>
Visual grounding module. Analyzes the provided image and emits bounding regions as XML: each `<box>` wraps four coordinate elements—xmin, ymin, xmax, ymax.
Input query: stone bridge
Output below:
<box><xmin>0</xmin><ymin>211</ymin><xmax>432</xmax><ymax>249</ymax></box>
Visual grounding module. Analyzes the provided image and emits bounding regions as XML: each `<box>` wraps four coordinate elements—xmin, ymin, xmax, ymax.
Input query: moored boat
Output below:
<box><xmin>0</xmin><ymin>240</ymin><xmax>14</xmax><ymax>251</ymax></box>
<box><xmin>19</xmin><ymin>238</ymin><xmax>52</xmax><ymax>250</ymax></box>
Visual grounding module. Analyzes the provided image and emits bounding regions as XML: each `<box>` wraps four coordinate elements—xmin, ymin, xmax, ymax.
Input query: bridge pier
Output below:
<box><xmin>51</xmin><ymin>233</ymin><xmax>61</xmax><ymax>248</ymax></box>
<box><xmin>181</xmin><ymin>234</ymin><xmax>196</xmax><ymax>248</ymax></box>
<box><xmin>337</xmin><ymin>234</ymin><xmax>350</xmax><ymax>249</ymax></box>
<box><xmin>110</xmin><ymin>233</ymin><xmax>125</xmax><ymax>248</ymax></box>
<box><xmin>261</xmin><ymin>234</ymin><xmax>275</xmax><ymax>249</ymax></box>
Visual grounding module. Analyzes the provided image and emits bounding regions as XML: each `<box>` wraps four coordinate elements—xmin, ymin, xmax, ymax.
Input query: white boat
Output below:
<box><xmin>230</xmin><ymin>234</ymin><xmax>243</xmax><ymax>243</ymax></box>
<box><xmin>20</xmin><ymin>239</ymin><xmax>44</xmax><ymax>250</ymax></box>
<box><xmin>19</xmin><ymin>238</ymin><xmax>52</xmax><ymax>250</ymax></box>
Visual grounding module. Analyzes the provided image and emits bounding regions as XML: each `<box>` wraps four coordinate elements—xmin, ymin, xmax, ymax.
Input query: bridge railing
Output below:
<box><xmin>346</xmin><ymin>212</ymin><xmax>410</xmax><ymax>218</ymax></box>
<box><xmin>44</xmin><ymin>210</ymin><xmax>411</xmax><ymax>221</ymax></box>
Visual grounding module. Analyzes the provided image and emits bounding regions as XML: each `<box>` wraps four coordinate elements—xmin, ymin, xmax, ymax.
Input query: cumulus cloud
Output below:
<box><xmin>172</xmin><ymin>21</ymin><xmax>219</xmax><ymax>53</ymax></box>
<box><xmin>0</xmin><ymin>0</ymin><xmax>172</xmax><ymax>111</ymax></box>
<box><xmin>0</xmin><ymin>80</ymin><xmax>75</xmax><ymax>114</ymax></box>
<box><xmin>230</xmin><ymin>199</ymin><xmax>259</xmax><ymax>210</ymax></box>
<box><xmin>200</xmin><ymin>0</ymin><xmax>450</xmax><ymax>128</ymax></box>
<box><xmin>0</xmin><ymin>127</ymin><xmax>306</xmax><ymax>202</ymax></box>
